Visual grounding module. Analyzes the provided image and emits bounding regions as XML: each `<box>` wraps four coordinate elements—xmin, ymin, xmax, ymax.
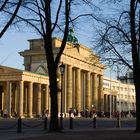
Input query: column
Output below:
<box><xmin>67</xmin><ymin>65</ymin><xmax>72</xmax><ymax>112</ymax></box>
<box><xmin>104</xmin><ymin>94</ymin><xmax>107</xmax><ymax>112</ymax></box>
<box><xmin>44</xmin><ymin>84</ymin><xmax>49</xmax><ymax>111</ymax></box>
<box><xmin>93</xmin><ymin>73</ymin><xmax>98</xmax><ymax>110</ymax></box>
<box><xmin>14</xmin><ymin>84</ymin><xmax>18</xmax><ymax>114</ymax></box>
<box><xmin>6</xmin><ymin>81</ymin><xmax>11</xmax><ymax>117</ymax></box>
<box><xmin>112</xmin><ymin>95</ymin><xmax>114</xmax><ymax>112</ymax></box>
<box><xmin>75</xmin><ymin>68</ymin><xmax>81</xmax><ymax>115</ymax></box>
<box><xmin>18</xmin><ymin>81</ymin><xmax>24</xmax><ymax>118</ymax></box>
<box><xmin>98</xmin><ymin>75</ymin><xmax>104</xmax><ymax>112</ymax></box>
<box><xmin>86</xmin><ymin>71</ymin><xmax>91</xmax><ymax>110</ymax></box>
<box><xmin>2</xmin><ymin>87</ymin><xmax>4</xmax><ymax>111</ymax></box>
<box><xmin>28</xmin><ymin>82</ymin><xmax>33</xmax><ymax>118</ymax></box>
<box><xmin>108</xmin><ymin>95</ymin><xmax>110</xmax><ymax>112</ymax></box>
<box><xmin>24</xmin><ymin>87</ymin><xmax>28</xmax><ymax>113</ymax></box>
<box><xmin>106</xmin><ymin>94</ymin><xmax>109</xmax><ymax>112</ymax></box>
<box><xmin>37</xmin><ymin>83</ymin><xmax>41</xmax><ymax>116</ymax></box>
<box><xmin>114</xmin><ymin>96</ymin><xmax>117</xmax><ymax>112</ymax></box>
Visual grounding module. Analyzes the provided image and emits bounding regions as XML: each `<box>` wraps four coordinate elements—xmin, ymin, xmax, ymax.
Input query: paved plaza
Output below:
<box><xmin>1</xmin><ymin>128</ymin><xmax>140</xmax><ymax>140</ymax></box>
<box><xmin>0</xmin><ymin>118</ymin><xmax>140</xmax><ymax>140</ymax></box>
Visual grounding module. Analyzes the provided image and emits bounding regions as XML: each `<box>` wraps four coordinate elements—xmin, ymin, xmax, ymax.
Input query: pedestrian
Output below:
<box><xmin>3</xmin><ymin>109</ymin><xmax>8</xmax><ymax>118</ymax></box>
<box><xmin>93</xmin><ymin>112</ymin><xmax>97</xmax><ymax>128</ymax></box>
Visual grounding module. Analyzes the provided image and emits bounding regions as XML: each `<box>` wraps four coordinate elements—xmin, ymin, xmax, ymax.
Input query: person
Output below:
<box><xmin>69</xmin><ymin>108</ymin><xmax>72</xmax><ymax>118</ymax></box>
<box><xmin>3</xmin><ymin>109</ymin><xmax>8</xmax><ymax>118</ymax></box>
<box><xmin>45</xmin><ymin>110</ymin><xmax>49</xmax><ymax>118</ymax></box>
<box><xmin>85</xmin><ymin>109</ymin><xmax>89</xmax><ymax>118</ymax></box>
<box><xmin>14</xmin><ymin>111</ymin><xmax>18</xmax><ymax>117</ymax></box>
<box><xmin>92</xmin><ymin>106</ymin><xmax>97</xmax><ymax>118</ymax></box>
<box><xmin>91</xmin><ymin>106</ymin><xmax>97</xmax><ymax>128</ymax></box>
<box><xmin>69</xmin><ymin>108</ymin><xmax>75</xmax><ymax>118</ymax></box>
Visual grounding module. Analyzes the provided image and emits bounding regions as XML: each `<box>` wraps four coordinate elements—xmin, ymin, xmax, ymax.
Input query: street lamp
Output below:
<box><xmin>59</xmin><ymin>62</ymin><xmax>65</xmax><ymax>129</ymax></box>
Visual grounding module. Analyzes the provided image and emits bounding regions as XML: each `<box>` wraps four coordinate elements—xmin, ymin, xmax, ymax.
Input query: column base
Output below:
<box><xmin>28</xmin><ymin>115</ymin><xmax>34</xmax><ymax>118</ymax></box>
<box><xmin>8</xmin><ymin>115</ymin><xmax>12</xmax><ymax>118</ymax></box>
<box><xmin>78</xmin><ymin>113</ymin><xmax>81</xmax><ymax>117</ymax></box>
<box><xmin>19</xmin><ymin>116</ymin><xmax>25</xmax><ymax>119</ymax></box>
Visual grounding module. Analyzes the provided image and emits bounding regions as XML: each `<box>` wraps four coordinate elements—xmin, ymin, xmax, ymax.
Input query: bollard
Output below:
<box><xmin>17</xmin><ymin>117</ymin><xmax>22</xmax><ymax>133</ymax></box>
<box><xmin>69</xmin><ymin>117</ymin><xmax>73</xmax><ymax>129</ymax></box>
<box><xmin>93</xmin><ymin>117</ymin><xmax>96</xmax><ymax>128</ymax></box>
<box><xmin>44</xmin><ymin>116</ymin><xmax>48</xmax><ymax>130</ymax></box>
<box><xmin>117</xmin><ymin>115</ymin><xmax>121</xmax><ymax>128</ymax></box>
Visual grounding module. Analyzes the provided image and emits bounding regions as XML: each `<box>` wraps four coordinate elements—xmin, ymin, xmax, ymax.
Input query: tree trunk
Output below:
<box><xmin>130</xmin><ymin>0</ymin><xmax>140</xmax><ymax>132</ymax></box>
<box><xmin>49</xmin><ymin>68</ymin><xmax>59</xmax><ymax>131</ymax></box>
<box><xmin>134</xmin><ymin>68</ymin><xmax>140</xmax><ymax>132</ymax></box>
<box><xmin>44</xmin><ymin>39</ymin><xmax>59</xmax><ymax>131</ymax></box>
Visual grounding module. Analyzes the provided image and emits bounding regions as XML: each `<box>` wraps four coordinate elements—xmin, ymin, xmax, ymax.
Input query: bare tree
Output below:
<box><xmin>96</xmin><ymin>0</ymin><xmax>140</xmax><ymax>132</ymax></box>
<box><xmin>3</xmin><ymin>0</ymin><xmax>96</xmax><ymax>131</ymax></box>
<box><xmin>0</xmin><ymin>0</ymin><xmax>22</xmax><ymax>38</ymax></box>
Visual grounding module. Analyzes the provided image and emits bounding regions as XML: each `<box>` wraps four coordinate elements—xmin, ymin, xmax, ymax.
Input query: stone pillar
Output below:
<box><xmin>106</xmin><ymin>94</ymin><xmax>109</xmax><ymax>112</ymax></box>
<box><xmin>24</xmin><ymin>87</ymin><xmax>28</xmax><ymax>113</ymax></box>
<box><xmin>44</xmin><ymin>84</ymin><xmax>49</xmax><ymax>111</ymax></box>
<box><xmin>108</xmin><ymin>95</ymin><xmax>110</xmax><ymax>112</ymax></box>
<box><xmin>67</xmin><ymin>65</ymin><xmax>72</xmax><ymax>111</ymax></box>
<box><xmin>75</xmin><ymin>68</ymin><xmax>81</xmax><ymax>115</ymax></box>
<box><xmin>28</xmin><ymin>82</ymin><xmax>33</xmax><ymax>118</ymax></box>
<box><xmin>14</xmin><ymin>84</ymin><xmax>18</xmax><ymax>114</ymax></box>
<box><xmin>37</xmin><ymin>83</ymin><xmax>41</xmax><ymax>117</ymax></box>
<box><xmin>112</xmin><ymin>95</ymin><xmax>114</xmax><ymax>112</ymax></box>
<box><xmin>18</xmin><ymin>81</ymin><xmax>24</xmax><ymax>118</ymax></box>
<box><xmin>1</xmin><ymin>88</ymin><xmax>4</xmax><ymax>111</ymax></box>
<box><xmin>6</xmin><ymin>81</ymin><xmax>11</xmax><ymax>117</ymax></box>
<box><xmin>98</xmin><ymin>75</ymin><xmax>104</xmax><ymax>112</ymax></box>
<box><xmin>86</xmin><ymin>71</ymin><xmax>91</xmax><ymax>110</ymax></box>
<box><xmin>104</xmin><ymin>94</ymin><xmax>107</xmax><ymax>112</ymax></box>
<box><xmin>114</xmin><ymin>96</ymin><xmax>117</xmax><ymax>112</ymax></box>
<box><xmin>3</xmin><ymin>84</ymin><xmax>7</xmax><ymax>111</ymax></box>
<box><xmin>93</xmin><ymin>73</ymin><xmax>98</xmax><ymax>110</ymax></box>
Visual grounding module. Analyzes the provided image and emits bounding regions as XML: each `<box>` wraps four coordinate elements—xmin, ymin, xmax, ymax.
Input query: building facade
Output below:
<box><xmin>103</xmin><ymin>77</ymin><xmax>136</xmax><ymax>114</ymax></box>
<box><xmin>0</xmin><ymin>66</ymin><xmax>49</xmax><ymax>118</ymax></box>
<box><xmin>0</xmin><ymin>37</ymin><xmax>135</xmax><ymax>118</ymax></box>
<box><xmin>20</xmin><ymin>37</ymin><xmax>105</xmax><ymax>116</ymax></box>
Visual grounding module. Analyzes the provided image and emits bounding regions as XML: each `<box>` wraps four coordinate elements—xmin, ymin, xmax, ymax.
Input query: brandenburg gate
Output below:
<box><xmin>0</xmin><ymin>37</ymin><xmax>105</xmax><ymax>118</ymax></box>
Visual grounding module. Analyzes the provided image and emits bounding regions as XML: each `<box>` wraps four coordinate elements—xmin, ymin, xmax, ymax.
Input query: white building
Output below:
<box><xmin>103</xmin><ymin>77</ymin><xmax>136</xmax><ymax>113</ymax></box>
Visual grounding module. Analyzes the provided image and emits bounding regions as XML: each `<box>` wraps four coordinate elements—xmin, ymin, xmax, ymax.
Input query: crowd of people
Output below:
<box><xmin>0</xmin><ymin>108</ymin><xmax>136</xmax><ymax>119</ymax></box>
<box><xmin>68</xmin><ymin>108</ymin><xmax>136</xmax><ymax>118</ymax></box>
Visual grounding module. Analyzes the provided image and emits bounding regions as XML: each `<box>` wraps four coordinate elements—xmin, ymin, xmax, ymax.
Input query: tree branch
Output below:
<box><xmin>0</xmin><ymin>0</ymin><xmax>22</xmax><ymax>38</ymax></box>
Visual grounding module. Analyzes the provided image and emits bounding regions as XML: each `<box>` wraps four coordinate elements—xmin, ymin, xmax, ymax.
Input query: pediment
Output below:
<box><xmin>0</xmin><ymin>65</ymin><xmax>22</xmax><ymax>74</ymax></box>
<box><xmin>35</xmin><ymin>65</ymin><xmax>47</xmax><ymax>75</ymax></box>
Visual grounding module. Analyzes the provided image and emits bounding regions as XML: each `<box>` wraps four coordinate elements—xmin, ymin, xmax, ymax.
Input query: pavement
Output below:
<box><xmin>0</xmin><ymin>117</ymin><xmax>139</xmax><ymax>140</ymax></box>
<box><xmin>1</xmin><ymin>127</ymin><xmax>140</xmax><ymax>140</ymax></box>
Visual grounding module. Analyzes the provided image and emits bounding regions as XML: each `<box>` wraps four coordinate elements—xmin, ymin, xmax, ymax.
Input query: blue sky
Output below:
<box><xmin>0</xmin><ymin>30</ymin><xmax>39</xmax><ymax>69</ymax></box>
<box><xmin>0</xmin><ymin>27</ymin><xmax>93</xmax><ymax>70</ymax></box>
<box><xmin>0</xmin><ymin>1</ymin><xmax>127</xmax><ymax>78</ymax></box>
